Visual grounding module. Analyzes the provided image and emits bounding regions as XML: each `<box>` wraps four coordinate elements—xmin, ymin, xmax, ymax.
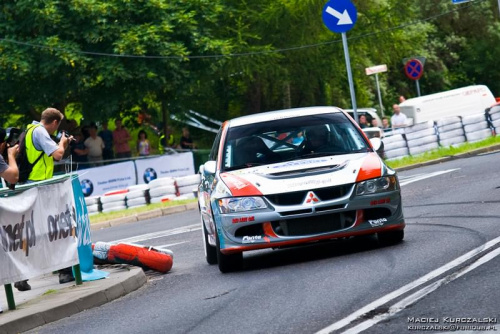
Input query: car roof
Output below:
<box><xmin>227</xmin><ymin>106</ymin><xmax>344</xmax><ymax>128</ymax></box>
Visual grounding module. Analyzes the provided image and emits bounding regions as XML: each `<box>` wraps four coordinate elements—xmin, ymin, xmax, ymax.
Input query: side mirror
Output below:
<box><xmin>203</xmin><ymin>161</ymin><xmax>216</xmax><ymax>176</ymax></box>
<box><xmin>370</xmin><ymin>138</ymin><xmax>382</xmax><ymax>152</ymax></box>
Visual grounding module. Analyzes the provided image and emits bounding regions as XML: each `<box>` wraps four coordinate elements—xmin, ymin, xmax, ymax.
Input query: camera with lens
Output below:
<box><xmin>1</xmin><ymin>127</ymin><xmax>21</xmax><ymax>162</ymax></box>
<box><xmin>54</xmin><ymin>130</ymin><xmax>70</xmax><ymax>143</ymax></box>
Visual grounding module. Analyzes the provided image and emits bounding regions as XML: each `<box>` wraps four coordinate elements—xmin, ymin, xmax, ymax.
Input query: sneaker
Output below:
<box><xmin>58</xmin><ymin>273</ymin><xmax>75</xmax><ymax>284</ymax></box>
<box><xmin>14</xmin><ymin>280</ymin><xmax>31</xmax><ymax>291</ymax></box>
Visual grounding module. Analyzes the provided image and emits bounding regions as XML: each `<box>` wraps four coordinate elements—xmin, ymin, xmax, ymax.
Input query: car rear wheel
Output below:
<box><xmin>216</xmin><ymin>231</ymin><xmax>243</xmax><ymax>273</ymax></box>
<box><xmin>378</xmin><ymin>230</ymin><xmax>404</xmax><ymax>246</ymax></box>
<box><xmin>202</xmin><ymin>218</ymin><xmax>218</xmax><ymax>265</ymax></box>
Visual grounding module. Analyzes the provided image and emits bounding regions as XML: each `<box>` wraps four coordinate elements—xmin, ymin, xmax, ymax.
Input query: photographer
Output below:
<box><xmin>0</xmin><ymin>127</ymin><xmax>19</xmax><ymax>185</ymax></box>
<box><xmin>25</xmin><ymin>108</ymin><xmax>72</xmax><ymax>182</ymax></box>
<box><xmin>14</xmin><ymin>108</ymin><xmax>74</xmax><ymax>292</ymax></box>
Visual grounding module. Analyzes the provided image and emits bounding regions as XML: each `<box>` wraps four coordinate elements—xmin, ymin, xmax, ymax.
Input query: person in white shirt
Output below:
<box><xmin>84</xmin><ymin>124</ymin><xmax>104</xmax><ymax>166</ymax></box>
<box><xmin>391</xmin><ymin>104</ymin><xmax>408</xmax><ymax>128</ymax></box>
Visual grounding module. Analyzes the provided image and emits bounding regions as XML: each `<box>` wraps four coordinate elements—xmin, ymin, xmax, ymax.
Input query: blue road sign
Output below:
<box><xmin>452</xmin><ymin>0</ymin><xmax>471</xmax><ymax>3</ymax></box>
<box><xmin>322</xmin><ymin>0</ymin><xmax>357</xmax><ymax>34</ymax></box>
<box><xmin>404</xmin><ymin>59</ymin><xmax>424</xmax><ymax>81</ymax></box>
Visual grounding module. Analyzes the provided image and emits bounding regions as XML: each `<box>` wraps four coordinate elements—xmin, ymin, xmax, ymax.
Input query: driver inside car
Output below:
<box><xmin>234</xmin><ymin>136</ymin><xmax>281</xmax><ymax>166</ymax></box>
<box><xmin>302</xmin><ymin>125</ymin><xmax>331</xmax><ymax>154</ymax></box>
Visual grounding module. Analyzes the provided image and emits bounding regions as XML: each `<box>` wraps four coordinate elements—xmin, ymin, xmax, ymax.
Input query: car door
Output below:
<box><xmin>199</xmin><ymin>128</ymin><xmax>222</xmax><ymax>237</ymax></box>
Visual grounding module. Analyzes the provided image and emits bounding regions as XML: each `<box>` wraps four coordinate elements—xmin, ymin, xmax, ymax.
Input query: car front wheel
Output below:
<box><xmin>216</xmin><ymin>230</ymin><xmax>243</xmax><ymax>273</ymax></box>
<box><xmin>202</xmin><ymin>217</ymin><xmax>218</xmax><ymax>265</ymax></box>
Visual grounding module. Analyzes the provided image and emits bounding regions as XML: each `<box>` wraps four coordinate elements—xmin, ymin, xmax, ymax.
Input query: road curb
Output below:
<box><xmin>90</xmin><ymin>201</ymin><xmax>198</xmax><ymax>231</ymax></box>
<box><xmin>0</xmin><ymin>267</ymin><xmax>146</xmax><ymax>334</ymax></box>
<box><xmin>394</xmin><ymin>144</ymin><xmax>500</xmax><ymax>172</ymax></box>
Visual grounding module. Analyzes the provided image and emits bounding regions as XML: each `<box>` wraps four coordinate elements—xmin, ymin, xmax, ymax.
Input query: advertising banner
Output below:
<box><xmin>135</xmin><ymin>153</ymin><xmax>195</xmax><ymax>184</ymax></box>
<box><xmin>0</xmin><ymin>178</ymin><xmax>79</xmax><ymax>285</ymax></box>
<box><xmin>71</xmin><ymin>176</ymin><xmax>108</xmax><ymax>281</ymax></box>
<box><xmin>76</xmin><ymin>161</ymin><xmax>136</xmax><ymax>197</ymax></box>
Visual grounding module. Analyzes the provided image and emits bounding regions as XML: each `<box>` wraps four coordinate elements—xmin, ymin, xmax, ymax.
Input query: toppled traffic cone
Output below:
<box><xmin>92</xmin><ymin>242</ymin><xmax>173</xmax><ymax>273</ymax></box>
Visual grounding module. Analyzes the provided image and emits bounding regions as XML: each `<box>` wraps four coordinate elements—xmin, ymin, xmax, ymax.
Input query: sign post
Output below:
<box><xmin>365</xmin><ymin>64</ymin><xmax>388</xmax><ymax>116</ymax></box>
<box><xmin>322</xmin><ymin>0</ymin><xmax>358</xmax><ymax>122</ymax></box>
<box><xmin>404</xmin><ymin>58</ymin><xmax>424</xmax><ymax>97</ymax></box>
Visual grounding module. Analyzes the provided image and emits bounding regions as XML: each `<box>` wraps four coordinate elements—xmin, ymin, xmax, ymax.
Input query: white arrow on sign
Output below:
<box><xmin>326</xmin><ymin>6</ymin><xmax>353</xmax><ymax>25</ymax></box>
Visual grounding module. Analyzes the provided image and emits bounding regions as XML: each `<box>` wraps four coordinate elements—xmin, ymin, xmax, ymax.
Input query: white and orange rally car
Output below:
<box><xmin>198</xmin><ymin>107</ymin><xmax>405</xmax><ymax>272</ymax></box>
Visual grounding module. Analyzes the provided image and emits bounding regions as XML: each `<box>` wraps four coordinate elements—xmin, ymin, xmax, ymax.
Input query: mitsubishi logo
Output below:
<box><xmin>305</xmin><ymin>191</ymin><xmax>320</xmax><ymax>204</ymax></box>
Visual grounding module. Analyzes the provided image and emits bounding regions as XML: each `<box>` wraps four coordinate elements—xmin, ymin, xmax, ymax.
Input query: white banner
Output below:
<box><xmin>135</xmin><ymin>153</ymin><xmax>195</xmax><ymax>184</ymax></box>
<box><xmin>76</xmin><ymin>161</ymin><xmax>136</xmax><ymax>197</ymax></box>
<box><xmin>0</xmin><ymin>178</ymin><xmax>79</xmax><ymax>285</ymax></box>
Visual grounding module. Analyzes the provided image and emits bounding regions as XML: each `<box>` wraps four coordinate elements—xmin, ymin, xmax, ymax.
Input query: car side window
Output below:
<box><xmin>209</xmin><ymin>129</ymin><xmax>222</xmax><ymax>161</ymax></box>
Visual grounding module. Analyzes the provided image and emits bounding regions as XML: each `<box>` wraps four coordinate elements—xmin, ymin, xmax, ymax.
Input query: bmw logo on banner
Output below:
<box><xmin>80</xmin><ymin>179</ymin><xmax>94</xmax><ymax>197</ymax></box>
<box><xmin>143</xmin><ymin>167</ymin><xmax>157</xmax><ymax>184</ymax></box>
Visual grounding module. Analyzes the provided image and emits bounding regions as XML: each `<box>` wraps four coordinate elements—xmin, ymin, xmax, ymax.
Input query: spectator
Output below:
<box><xmin>391</xmin><ymin>104</ymin><xmax>408</xmax><ymax>128</ymax></box>
<box><xmin>16</xmin><ymin>108</ymin><xmax>74</xmax><ymax>291</ymax></box>
<box><xmin>359</xmin><ymin>115</ymin><xmax>370</xmax><ymax>129</ymax></box>
<box><xmin>113</xmin><ymin>119</ymin><xmax>132</xmax><ymax>158</ymax></box>
<box><xmin>399</xmin><ymin>95</ymin><xmax>406</xmax><ymax>103</ymax></box>
<box><xmin>0</xmin><ymin>127</ymin><xmax>19</xmax><ymax>185</ymax></box>
<box><xmin>98</xmin><ymin>122</ymin><xmax>114</xmax><ymax>160</ymax></box>
<box><xmin>84</xmin><ymin>124</ymin><xmax>104</xmax><ymax>166</ymax></box>
<box><xmin>381</xmin><ymin>117</ymin><xmax>390</xmax><ymax>129</ymax></box>
<box><xmin>180</xmin><ymin>127</ymin><xmax>196</xmax><ymax>150</ymax></box>
<box><xmin>371</xmin><ymin>118</ymin><xmax>379</xmax><ymax>128</ymax></box>
<box><xmin>159</xmin><ymin>126</ymin><xmax>176</xmax><ymax>153</ymax></box>
<box><xmin>137</xmin><ymin>130</ymin><xmax>150</xmax><ymax>156</ymax></box>
<box><xmin>70</xmin><ymin>131</ymin><xmax>89</xmax><ymax>169</ymax></box>
<box><xmin>81</xmin><ymin>124</ymin><xmax>90</xmax><ymax>140</ymax></box>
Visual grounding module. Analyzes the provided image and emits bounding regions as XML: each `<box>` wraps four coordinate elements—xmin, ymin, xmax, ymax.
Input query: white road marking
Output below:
<box><xmin>399</xmin><ymin>168</ymin><xmax>459</xmax><ymax>187</ymax></box>
<box><xmin>315</xmin><ymin>235</ymin><xmax>500</xmax><ymax>334</ymax></box>
<box><xmin>154</xmin><ymin>241</ymin><xmax>191</xmax><ymax>248</ymax></box>
<box><xmin>112</xmin><ymin>224</ymin><xmax>201</xmax><ymax>244</ymax></box>
<box><xmin>343</xmin><ymin>247</ymin><xmax>500</xmax><ymax>334</ymax></box>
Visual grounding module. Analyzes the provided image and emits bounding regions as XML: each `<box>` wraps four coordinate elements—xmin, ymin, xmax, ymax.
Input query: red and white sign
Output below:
<box><xmin>365</xmin><ymin>64</ymin><xmax>388</xmax><ymax>76</ymax></box>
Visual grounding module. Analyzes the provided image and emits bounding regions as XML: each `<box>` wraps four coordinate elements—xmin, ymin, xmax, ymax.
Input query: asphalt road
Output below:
<box><xmin>28</xmin><ymin>151</ymin><xmax>500</xmax><ymax>334</ymax></box>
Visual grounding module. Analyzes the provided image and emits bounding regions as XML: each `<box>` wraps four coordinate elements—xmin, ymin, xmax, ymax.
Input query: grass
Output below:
<box><xmin>43</xmin><ymin>289</ymin><xmax>58</xmax><ymax>296</ymax></box>
<box><xmin>385</xmin><ymin>135</ymin><xmax>500</xmax><ymax>170</ymax></box>
<box><xmin>89</xmin><ymin>198</ymin><xmax>198</xmax><ymax>224</ymax></box>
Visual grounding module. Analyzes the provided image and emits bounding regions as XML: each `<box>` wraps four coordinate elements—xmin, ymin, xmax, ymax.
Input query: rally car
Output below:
<box><xmin>198</xmin><ymin>107</ymin><xmax>405</xmax><ymax>272</ymax></box>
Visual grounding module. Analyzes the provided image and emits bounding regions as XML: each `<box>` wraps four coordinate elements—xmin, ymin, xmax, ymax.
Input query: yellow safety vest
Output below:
<box><xmin>158</xmin><ymin>134</ymin><xmax>175</xmax><ymax>153</ymax></box>
<box><xmin>26</xmin><ymin>124</ymin><xmax>54</xmax><ymax>181</ymax></box>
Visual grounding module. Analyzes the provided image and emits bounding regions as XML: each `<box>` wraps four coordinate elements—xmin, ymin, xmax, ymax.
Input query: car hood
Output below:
<box><xmin>220</xmin><ymin>152</ymin><xmax>382</xmax><ymax>196</ymax></box>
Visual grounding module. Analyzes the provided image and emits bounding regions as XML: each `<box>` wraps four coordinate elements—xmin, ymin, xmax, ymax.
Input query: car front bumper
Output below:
<box><xmin>213</xmin><ymin>186</ymin><xmax>405</xmax><ymax>254</ymax></box>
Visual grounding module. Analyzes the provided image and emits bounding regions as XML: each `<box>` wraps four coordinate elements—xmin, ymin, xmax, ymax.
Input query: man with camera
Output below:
<box><xmin>0</xmin><ymin>127</ymin><xmax>20</xmax><ymax>185</ymax></box>
<box><xmin>24</xmin><ymin>108</ymin><xmax>72</xmax><ymax>181</ymax></box>
<box><xmin>0</xmin><ymin>128</ymin><xmax>19</xmax><ymax>314</ymax></box>
<box><xmin>14</xmin><ymin>108</ymin><xmax>75</xmax><ymax>291</ymax></box>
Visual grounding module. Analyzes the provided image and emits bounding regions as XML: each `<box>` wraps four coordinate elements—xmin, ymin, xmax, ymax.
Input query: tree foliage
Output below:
<box><xmin>1</xmin><ymin>0</ymin><xmax>499</xmax><ymax>146</ymax></box>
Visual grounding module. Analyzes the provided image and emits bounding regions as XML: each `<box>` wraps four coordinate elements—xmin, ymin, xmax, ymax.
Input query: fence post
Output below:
<box><xmin>4</xmin><ymin>284</ymin><xmax>16</xmax><ymax>310</ymax></box>
<box><xmin>73</xmin><ymin>264</ymin><xmax>83</xmax><ymax>286</ymax></box>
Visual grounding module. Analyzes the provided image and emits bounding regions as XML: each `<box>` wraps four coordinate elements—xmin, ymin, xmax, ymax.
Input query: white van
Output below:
<box><xmin>399</xmin><ymin>85</ymin><xmax>496</xmax><ymax>125</ymax></box>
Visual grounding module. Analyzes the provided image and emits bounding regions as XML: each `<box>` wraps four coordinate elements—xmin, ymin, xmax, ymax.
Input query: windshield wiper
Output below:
<box><xmin>350</xmin><ymin>148</ymin><xmax>372</xmax><ymax>153</ymax></box>
<box><xmin>298</xmin><ymin>152</ymin><xmax>346</xmax><ymax>159</ymax></box>
<box><xmin>224</xmin><ymin>162</ymin><xmax>265</xmax><ymax>171</ymax></box>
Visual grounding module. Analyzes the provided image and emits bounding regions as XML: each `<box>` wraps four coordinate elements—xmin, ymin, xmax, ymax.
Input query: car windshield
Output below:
<box><xmin>222</xmin><ymin>113</ymin><xmax>370</xmax><ymax>171</ymax></box>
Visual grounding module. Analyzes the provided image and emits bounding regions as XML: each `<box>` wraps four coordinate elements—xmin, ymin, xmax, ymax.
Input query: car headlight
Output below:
<box><xmin>356</xmin><ymin>176</ymin><xmax>397</xmax><ymax>195</ymax></box>
<box><xmin>218</xmin><ymin>197</ymin><xmax>268</xmax><ymax>214</ymax></box>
